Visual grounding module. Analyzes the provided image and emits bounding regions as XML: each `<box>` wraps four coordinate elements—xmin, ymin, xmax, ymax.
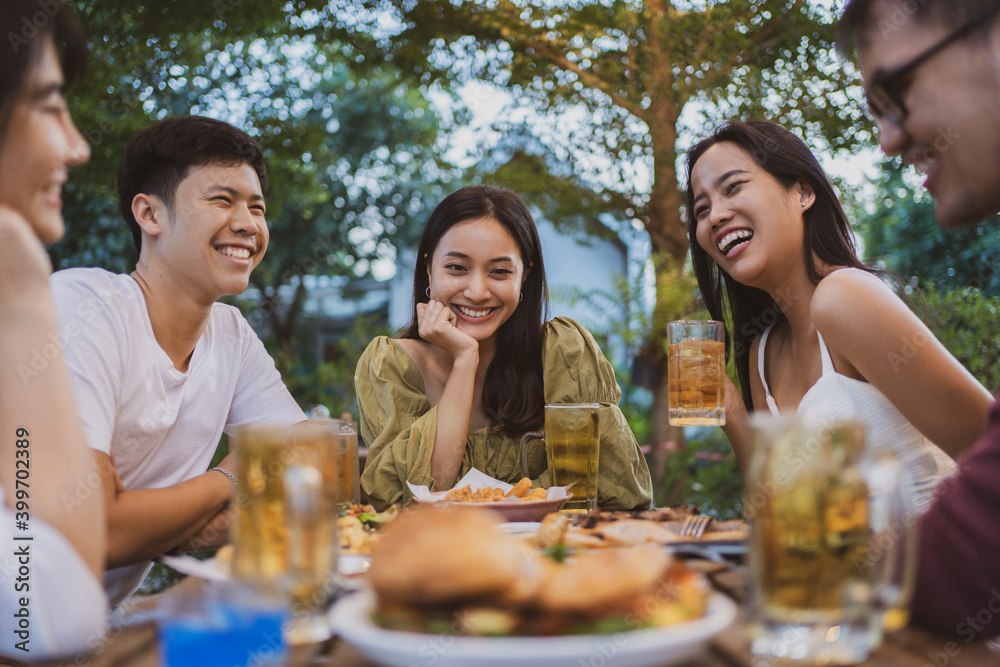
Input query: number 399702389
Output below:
<box><xmin>14</xmin><ymin>426</ymin><xmax>30</xmax><ymax>520</ymax></box>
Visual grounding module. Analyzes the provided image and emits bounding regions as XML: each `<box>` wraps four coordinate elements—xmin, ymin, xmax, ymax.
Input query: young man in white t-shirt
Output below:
<box><xmin>51</xmin><ymin>116</ymin><xmax>306</xmax><ymax>606</ymax></box>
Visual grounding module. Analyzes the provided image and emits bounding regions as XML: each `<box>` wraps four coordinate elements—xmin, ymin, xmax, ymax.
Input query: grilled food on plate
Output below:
<box><xmin>368</xmin><ymin>506</ymin><xmax>709</xmax><ymax>636</ymax></box>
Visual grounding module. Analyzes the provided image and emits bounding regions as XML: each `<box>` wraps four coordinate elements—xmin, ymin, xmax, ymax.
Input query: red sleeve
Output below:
<box><xmin>910</xmin><ymin>391</ymin><xmax>1000</xmax><ymax>640</ymax></box>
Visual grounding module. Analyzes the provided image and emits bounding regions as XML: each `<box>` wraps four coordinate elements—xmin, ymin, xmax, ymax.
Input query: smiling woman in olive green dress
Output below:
<box><xmin>354</xmin><ymin>185</ymin><xmax>652</xmax><ymax>511</ymax></box>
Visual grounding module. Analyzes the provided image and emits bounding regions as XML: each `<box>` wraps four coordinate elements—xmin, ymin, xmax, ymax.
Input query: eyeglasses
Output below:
<box><xmin>865</xmin><ymin>2</ymin><xmax>1000</xmax><ymax>127</ymax></box>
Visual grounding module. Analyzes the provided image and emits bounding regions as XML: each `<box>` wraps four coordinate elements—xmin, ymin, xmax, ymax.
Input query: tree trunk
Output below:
<box><xmin>643</xmin><ymin>114</ymin><xmax>690</xmax><ymax>449</ymax></box>
<box><xmin>261</xmin><ymin>279</ymin><xmax>309</xmax><ymax>375</ymax></box>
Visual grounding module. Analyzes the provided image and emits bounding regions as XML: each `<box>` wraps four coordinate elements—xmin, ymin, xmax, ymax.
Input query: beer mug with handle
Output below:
<box><xmin>232</xmin><ymin>422</ymin><xmax>340</xmax><ymax>645</ymax></box>
<box><xmin>745</xmin><ymin>414</ymin><xmax>917</xmax><ymax>665</ymax></box>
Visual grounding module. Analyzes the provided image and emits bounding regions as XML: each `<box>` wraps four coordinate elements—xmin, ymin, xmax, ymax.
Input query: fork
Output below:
<box><xmin>679</xmin><ymin>514</ymin><xmax>713</xmax><ymax>539</ymax></box>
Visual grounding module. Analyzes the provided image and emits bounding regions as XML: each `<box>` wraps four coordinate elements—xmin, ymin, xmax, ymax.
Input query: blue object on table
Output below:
<box><xmin>159</xmin><ymin>592</ymin><xmax>288</xmax><ymax>667</ymax></box>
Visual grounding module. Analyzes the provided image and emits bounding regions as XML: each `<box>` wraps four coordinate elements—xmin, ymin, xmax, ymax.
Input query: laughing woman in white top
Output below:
<box><xmin>685</xmin><ymin>120</ymin><xmax>993</xmax><ymax>514</ymax></box>
<box><xmin>0</xmin><ymin>1</ymin><xmax>107</xmax><ymax>660</ymax></box>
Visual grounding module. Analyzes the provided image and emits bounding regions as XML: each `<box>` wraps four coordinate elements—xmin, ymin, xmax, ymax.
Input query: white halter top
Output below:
<box><xmin>758</xmin><ymin>323</ymin><xmax>957</xmax><ymax>516</ymax></box>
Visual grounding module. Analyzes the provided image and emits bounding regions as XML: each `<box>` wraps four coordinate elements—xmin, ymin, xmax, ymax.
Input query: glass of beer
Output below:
<box><xmin>519</xmin><ymin>403</ymin><xmax>600</xmax><ymax>511</ymax></box>
<box><xmin>745</xmin><ymin>415</ymin><xmax>916</xmax><ymax>665</ymax></box>
<box><xmin>667</xmin><ymin>320</ymin><xmax>726</xmax><ymax>426</ymax></box>
<box><xmin>231</xmin><ymin>423</ymin><xmax>340</xmax><ymax>645</ymax></box>
<box><xmin>311</xmin><ymin>419</ymin><xmax>360</xmax><ymax>509</ymax></box>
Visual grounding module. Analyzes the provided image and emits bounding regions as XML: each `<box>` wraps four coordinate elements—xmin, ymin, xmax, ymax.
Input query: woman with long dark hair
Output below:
<box><xmin>686</xmin><ymin>119</ymin><xmax>991</xmax><ymax>513</ymax></box>
<box><xmin>0</xmin><ymin>0</ymin><xmax>107</xmax><ymax>658</ymax></box>
<box><xmin>356</xmin><ymin>185</ymin><xmax>652</xmax><ymax>510</ymax></box>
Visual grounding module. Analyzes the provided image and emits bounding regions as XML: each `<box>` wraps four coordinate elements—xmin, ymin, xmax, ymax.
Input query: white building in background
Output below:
<box><xmin>296</xmin><ymin>218</ymin><xmax>634</xmax><ymax>369</ymax></box>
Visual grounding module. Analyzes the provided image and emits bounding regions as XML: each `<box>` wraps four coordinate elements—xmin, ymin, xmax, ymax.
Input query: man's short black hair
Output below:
<box><xmin>838</xmin><ymin>0</ymin><xmax>1000</xmax><ymax>57</ymax></box>
<box><xmin>116</xmin><ymin>115</ymin><xmax>268</xmax><ymax>254</ymax></box>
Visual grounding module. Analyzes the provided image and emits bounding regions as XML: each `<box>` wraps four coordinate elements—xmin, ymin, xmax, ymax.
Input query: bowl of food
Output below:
<box><xmin>411</xmin><ymin>477</ymin><xmax>571</xmax><ymax>521</ymax></box>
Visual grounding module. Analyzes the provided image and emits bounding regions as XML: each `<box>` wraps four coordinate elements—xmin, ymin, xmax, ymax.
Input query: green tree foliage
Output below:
<box><xmin>860</xmin><ymin>162</ymin><xmax>1000</xmax><ymax>296</ymax></box>
<box><xmin>917</xmin><ymin>288</ymin><xmax>1000</xmax><ymax>393</ymax></box>
<box><xmin>335</xmin><ymin>0</ymin><xmax>869</xmax><ymax>440</ymax></box>
<box><xmin>55</xmin><ymin>1</ymin><xmax>451</xmax><ymax>357</ymax></box>
<box><xmin>55</xmin><ymin>0</ymin><xmax>333</xmax><ymax>272</ymax></box>
<box><xmin>857</xmin><ymin>161</ymin><xmax>1000</xmax><ymax>391</ymax></box>
<box><xmin>550</xmin><ymin>266</ymin><xmax>654</xmax><ymax>447</ymax></box>
<box><xmin>656</xmin><ymin>428</ymin><xmax>742</xmax><ymax>519</ymax></box>
<box><xmin>279</xmin><ymin>314</ymin><xmax>391</xmax><ymax>419</ymax></box>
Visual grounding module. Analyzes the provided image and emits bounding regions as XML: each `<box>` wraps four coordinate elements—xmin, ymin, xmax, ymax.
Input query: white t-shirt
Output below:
<box><xmin>0</xmin><ymin>482</ymin><xmax>107</xmax><ymax>660</ymax></box>
<box><xmin>50</xmin><ymin>268</ymin><xmax>306</xmax><ymax>605</ymax></box>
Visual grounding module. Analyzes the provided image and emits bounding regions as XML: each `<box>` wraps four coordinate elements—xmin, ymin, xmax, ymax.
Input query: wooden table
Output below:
<box><xmin>10</xmin><ymin>566</ymin><xmax>1000</xmax><ymax>667</ymax></box>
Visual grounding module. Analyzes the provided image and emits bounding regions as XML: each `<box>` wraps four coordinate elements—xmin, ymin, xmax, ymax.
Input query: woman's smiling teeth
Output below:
<box><xmin>455</xmin><ymin>305</ymin><xmax>496</xmax><ymax>318</ymax></box>
<box><xmin>718</xmin><ymin>229</ymin><xmax>753</xmax><ymax>254</ymax></box>
<box><xmin>218</xmin><ymin>246</ymin><xmax>251</xmax><ymax>259</ymax></box>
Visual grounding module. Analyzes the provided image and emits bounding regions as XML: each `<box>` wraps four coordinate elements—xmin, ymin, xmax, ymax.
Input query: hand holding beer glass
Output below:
<box><xmin>667</xmin><ymin>320</ymin><xmax>726</xmax><ymax>426</ymax></box>
<box><xmin>745</xmin><ymin>415</ymin><xmax>916</xmax><ymax>665</ymax></box>
<box><xmin>231</xmin><ymin>422</ymin><xmax>341</xmax><ymax>644</ymax></box>
<box><xmin>520</xmin><ymin>403</ymin><xmax>600</xmax><ymax>512</ymax></box>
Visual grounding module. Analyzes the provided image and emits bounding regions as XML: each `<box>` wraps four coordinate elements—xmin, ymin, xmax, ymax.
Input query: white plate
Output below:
<box><xmin>497</xmin><ymin>521</ymin><xmax>543</xmax><ymax>534</ymax></box>
<box><xmin>159</xmin><ymin>553</ymin><xmax>371</xmax><ymax>588</ymax></box>
<box><xmin>340</xmin><ymin>553</ymin><xmax>371</xmax><ymax>576</ymax></box>
<box><xmin>158</xmin><ymin>554</ymin><xmax>229</xmax><ymax>580</ymax></box>
<box><xmin>330</xmin><ymin>589</ymin><xmax>737</xmax><ymax>667</ymax></box>
<box><xmin>339</xmin><ymin>554</ymin><xmax>371</xmax><ymax>591</ymax></box>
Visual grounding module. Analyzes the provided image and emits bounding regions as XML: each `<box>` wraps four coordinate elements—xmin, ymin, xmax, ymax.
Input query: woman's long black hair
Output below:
<box><xmin>0</xmin><ymin>0</ymin><xmax>86</xmax><ymax>143</ymax></box>
<box><xmin>401</xmin><ymin>184</ymin><xmax>550</xmax><ymax>435</ymax></box>
<box><xmin>685</xmin><ymin>120</ymin><xmax>871</xmax><ymax>411</ymax></box>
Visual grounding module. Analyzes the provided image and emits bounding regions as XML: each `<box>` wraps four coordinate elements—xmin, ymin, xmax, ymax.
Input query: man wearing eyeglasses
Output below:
<box><xmin>839</xmin><ymin>0</ymin><xmax>1000</xmax><ymax>641</ymax></box>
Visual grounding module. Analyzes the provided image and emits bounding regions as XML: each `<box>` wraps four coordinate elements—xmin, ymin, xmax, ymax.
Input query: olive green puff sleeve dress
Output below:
<box><xmin>354</xmin><ymin>316</ymin><xmax>652</xmax><ymax>511</ymax></box>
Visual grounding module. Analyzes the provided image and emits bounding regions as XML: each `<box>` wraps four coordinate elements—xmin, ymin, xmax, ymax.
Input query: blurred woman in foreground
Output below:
<box><xmin>355</xmin><ymin>184</ymin><xmax>652</xmax><ymax>510</ymax></box>
<box><xmin>0</xmin><ymin>0</ymin><xmax>107</xmax><ymax>659</ymax></box>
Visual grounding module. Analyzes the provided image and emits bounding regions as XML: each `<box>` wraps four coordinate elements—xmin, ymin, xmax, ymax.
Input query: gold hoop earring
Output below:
<box><xmin>425</xmin><ymin>286</ymin><xmax>431</xmax><ymax>298</ymax></box>
<box><xmin>519</xmin><ymin>292</ymin><xmax>523</xmax><ymax>303</ymax></box>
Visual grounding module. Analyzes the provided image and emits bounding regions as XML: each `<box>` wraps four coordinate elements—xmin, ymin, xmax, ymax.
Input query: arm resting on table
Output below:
<box><xmin>97</xmin><ymin>450</ymin><xmax>233</xmax><ymax>567</ymax></box>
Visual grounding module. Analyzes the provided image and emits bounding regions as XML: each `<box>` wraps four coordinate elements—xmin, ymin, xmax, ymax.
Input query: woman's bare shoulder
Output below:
<box><xmin>811</xmin><ymin>268</ymin><xmax>899</xmax><ymax>325</ymax></box>
<box><xmin>814</xmin><ymin>266</ymin><xmax>891</xmax><ymax>297</ymax></box>
<box><xmin>811</xmin><ymin>268</ymin><xmax>918</xmax><ymax>379</ymax></box>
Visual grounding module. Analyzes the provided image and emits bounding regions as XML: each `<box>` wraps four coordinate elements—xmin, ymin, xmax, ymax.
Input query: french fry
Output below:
<box><xmin>444</xmin><ymin>479</ymin><xmax>550</xmax><ymax>503</ymax></box>
<box><xmin>505</xmin><ymin>477</ymin><xmax>533</xmax><ymax>498</ymax></box>
<box><xmin>522</xmin><ymin>488</ymin><xmax>547</xmax><ymax>501</ymax></box>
